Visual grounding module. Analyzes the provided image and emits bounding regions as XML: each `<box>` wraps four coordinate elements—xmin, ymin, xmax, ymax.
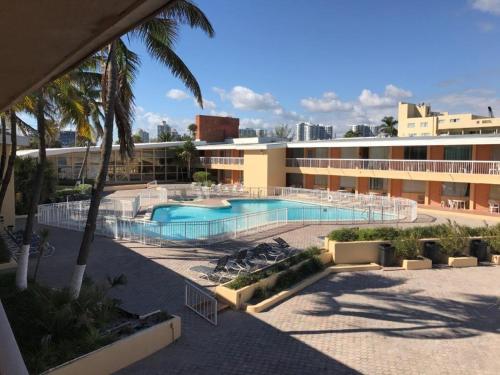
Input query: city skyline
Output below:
<box><xmin>127</xmin><ymin>0</ymin><xmax>500</xmax><ymax>136</ymax></box>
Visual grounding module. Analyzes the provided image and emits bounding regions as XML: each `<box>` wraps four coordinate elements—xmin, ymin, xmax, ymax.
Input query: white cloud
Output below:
<box><xmin>241</xmin><ymin>118</ymin><xmax>269</xmax><ymax>128</ymax></box>
<box><xmin>216</xmin><ymin>85</ymin><xmax>281</xmax><ymax>111</ymax></box>
<box><xmin>194</xmin><ymin>98</ymin><xmax>217</xmax><ymax>110</ymax></box>
<box><xmin>209</xmin><ymin>110</ymin><xmax>232</xmax><ymax>117</ymax></box>
<box><xmin>359</xmin><ymin>84</ymin><xmax>412</xmax><ymax>108</ymax></box>
<box><xmin>471</xmin><ymin>0</ymin><xmax>500</xmax><ymax>15</ymax></box>
<box><xmin>166</xmin><ymin>89</ymin><xmax>189</xmax><ymax>100</ymax></box>
<box><xmin>301</xmin><ymin>92</ymin><xmax>353</xmax><ymax>112</ymax></box>
<box><xmin>434</xmin><ymin>88</ymin><xmax>500</xmax><ymax>114</ymax></box>
<box><xmin>478</xmin><ymin>20</ymin><xmax>495</xmax><ymax>32</ymax></box>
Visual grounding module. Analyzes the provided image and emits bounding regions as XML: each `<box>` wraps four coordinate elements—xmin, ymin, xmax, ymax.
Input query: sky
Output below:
<box><xmin>26</xmin><ymin>0</ymin><xmax>500</xmax><ymax>137</ymax></box>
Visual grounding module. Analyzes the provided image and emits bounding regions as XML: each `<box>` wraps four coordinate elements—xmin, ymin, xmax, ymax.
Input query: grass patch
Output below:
<box><xmin>226</xmin><ymin>246</ymin><xmax>322</xmax><ymax>290</ymax></box>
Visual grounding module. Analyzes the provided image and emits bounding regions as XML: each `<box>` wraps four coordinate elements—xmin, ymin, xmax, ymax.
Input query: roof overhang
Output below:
<box><xmin>286</xmin><ymin>135</ymin><xmax>500</xmax><ymax>148</ymax></box>
<box><xmin>0</xmin><ymin>0</ymin><xmax>172</xmax><ymax>111</ymax></box>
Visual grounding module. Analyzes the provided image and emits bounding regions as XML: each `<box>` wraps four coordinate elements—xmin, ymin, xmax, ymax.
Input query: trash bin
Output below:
<box><xmin>423</xmin><ymin>241</ymin><xmax>442</xmax><ymax>264</ymax></box>
<box><xmin>470</xmin><ymin>239</ymin><xmax>488</xmax><ymax>262</ymax></box>
<box><xmin>378</xmin><ymin>243</ymin><xmax>395</xmax><ymax>267</ymax></box>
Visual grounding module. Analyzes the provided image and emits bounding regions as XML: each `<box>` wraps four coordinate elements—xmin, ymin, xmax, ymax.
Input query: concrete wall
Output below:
<box><xmin>243</xmin><ymin>148</ymin><xmax>286</xmax><ymax>188</ymax></box>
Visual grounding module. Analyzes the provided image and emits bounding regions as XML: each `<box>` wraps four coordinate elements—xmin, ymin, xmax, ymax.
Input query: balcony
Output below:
<box><xmin>199</xmin><ymin>157</ymin><xmax>244</xmax><ymax>168</ymax></box>
<box><xmin>286</xmin><ymin>158</ymin><xmax>500</xmax><ymax>182</ymax></box>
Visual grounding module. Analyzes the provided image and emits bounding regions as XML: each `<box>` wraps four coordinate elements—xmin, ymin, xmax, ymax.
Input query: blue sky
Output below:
<box><xmin>29</xmin><ymin>0</ymin><xmax>500</xmax><ymax>136</ymax></box>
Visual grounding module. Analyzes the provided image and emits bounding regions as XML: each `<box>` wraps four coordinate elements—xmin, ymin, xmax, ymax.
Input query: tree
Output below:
<box><xmin>68</xmin><ymin>0</ymin><xmax>214</xmax><ymax>299</ymax></box>
<box><xmin>273</xmin><ymin>124</ymin><xmax>293</xmax><ymax>140</ymax></box>
<box><xmin>132</xmin><ymin>133</ymin><xmax>142</xmax><ymax>143</ymax></box>
<box><xmin>378</xmin><ymin>116</ymin><xmax>398</xmax><ymax>137</ymax></box>
<box><xmin>188</xmin><ymin>123</ymin><xmax>197</xmax><ymax>139</ymax></box>
<box><xmin>177</xmin><ymin>138</ymin><xmax>197</xmax><ymax>180</ymax></box>
<box><xmin>0</xmin><ymin>110</ymin><xmax>17</xmax><ymax>214</ymax></box>
<box><xmin>344</xmin><ymin>129</ymin><xmax>360</xmax><ymax>138</ymax></box>
<box><xmin>158</xmin><ymin>131</ymin><xmax>174</xmax><ymax>142</ymax></box>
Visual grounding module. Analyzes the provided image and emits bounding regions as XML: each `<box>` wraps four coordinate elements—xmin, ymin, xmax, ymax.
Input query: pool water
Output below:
<box><xmin>151</xmin><ymin>199</ymin><xmax>322</xmax><ymax>222</ymax></box>
<box><xmin>133</xmin><ymin>199</ymin><xmax>386</xmax><ymax>241</ymax></box>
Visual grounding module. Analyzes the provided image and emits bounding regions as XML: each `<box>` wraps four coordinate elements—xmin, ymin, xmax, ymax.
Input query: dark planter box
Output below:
<box><xmin>470</xmin><ymin>239</ymin><xmax>488</xmax><ymax>262</ymax></box>
<box><xmin>378</xmin><ymin>243</ymin><xmax>396</xmax><ymax>267</ymax></box>
<box><xmin>423</xmin><ymin>241</ymin><xmax>444</xmax><ymax>264</ymax></box>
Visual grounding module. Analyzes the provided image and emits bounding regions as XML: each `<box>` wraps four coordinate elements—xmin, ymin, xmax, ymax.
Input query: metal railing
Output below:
<box><xmin>199</xmin><ymin>157</ymin><xmax>244</xmax><ymax>166</ymax></box>
<box><xmin>38</xmin><ymin>186</ymin><xmax>417</xmax><ymax>246</ymax></box>
<box><xmin>286</xmin><ymin>157</ymin><xmax>500</xmax><ymax>175</ymax></box>
<box><xmin>185</xmin><ymin>281</ymin><xmax>218</xmax><ymax>325</ymax></box>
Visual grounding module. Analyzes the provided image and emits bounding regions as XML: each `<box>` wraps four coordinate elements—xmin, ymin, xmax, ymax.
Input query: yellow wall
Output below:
<box><xmin>0</xmin><ymin>144</ymin><xmax>16</xmax><ymax>228</ymax></box>
<box><xmin>243</xmin><ymin>148</ymin><xmax>285</xmax><ymax>188</ymax></box>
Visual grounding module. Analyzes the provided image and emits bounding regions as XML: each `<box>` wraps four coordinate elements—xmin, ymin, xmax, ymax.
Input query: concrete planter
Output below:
<box><xmin>491</xmin><ymin>254</ymin><xmax>500</xmax><ymax>265</ymax></box>
<box><xmin>246</xmin><ymin>263</ymin><xmax>381</xmax><ymax>313</ymax></box>
<box><xmin>216</xmin><ymin>252</ymin><xmax>332</xmax><ymax>309</ymax></box>
<box><xmin>448</xmin><ymin>256</ymin><xmax>478</xmax><ymax>268</ymax></box>
<box><xmin>43</xmin><ymin>315</ymin><xmax>181</xmax><ymax>375</ymax></box>
<box><xmin>324</xmin><ymin>238</ymin><xmax>384</xmax><ymax>264</ymax></box>
<box><xmin>0</xmin><ymin>259</ymin><xmax>17</xmax><ymax>274</ymax></box>
<box><xmin>402</xmin><ymin>257</ymin><xmax>432</xmax><ymax>270</ymax></box>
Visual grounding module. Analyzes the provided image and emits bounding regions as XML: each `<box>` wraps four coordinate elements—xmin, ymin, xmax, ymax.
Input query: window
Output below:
<box><xmin>408</xmin><ymin>133</ymin><xmax>417</xmax><ymax>137</ymax></box>
<box><xmin>369</xmin><ymin>178</ymin><xmax>386</xmax><ymax>191</ymax></box>
<box><xmin>421</xmin><ymin>133</ymin><xmax>432</xmax><ymax>136</ymax></box>
<box><xmin>442</xmin><ymin>182</ymin><xmax>469</xmax><ymax>197</ymax></box>
<box><xmin>420</xmin><ymin>122</ymin><xmax>428</xmax><ymax>128</ymax></box>
<box><xmin>407</xmin><ymin>123</ymin><xmax>415</xmax><ymax>128</ymax></box>
<box><xmin>444</xmin><ymin>145</ymin><xmax>472</xmax><ymax>160</ymax></box>
<box><xmin>404</xmin><ymin>146</ymin><xmax>427</xmax><ymax>160</ymax></box>
<box><xmin>450</xmin><ymin>118</ymin><xmax>460</xmax><ymax>123</ymax></box>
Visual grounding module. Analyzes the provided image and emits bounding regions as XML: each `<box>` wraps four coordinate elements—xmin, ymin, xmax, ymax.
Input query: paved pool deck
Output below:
<box><xmin>18</xmin><ymin>207</ymin><xmax>500</xmax><ymax>375</ymax></box>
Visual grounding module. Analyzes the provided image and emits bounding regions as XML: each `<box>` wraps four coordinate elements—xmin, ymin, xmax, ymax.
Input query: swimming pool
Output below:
<box><xmin>125</xmin><ymin>199</ymin><xmax>387</xmax><ymax>241</ymax></box>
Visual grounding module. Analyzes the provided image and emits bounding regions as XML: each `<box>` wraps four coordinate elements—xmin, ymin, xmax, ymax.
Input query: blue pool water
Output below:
<box><xmin>126</xmin><ymin>199</ymin><xmax>386</xmax><ymax>241</ymax></box>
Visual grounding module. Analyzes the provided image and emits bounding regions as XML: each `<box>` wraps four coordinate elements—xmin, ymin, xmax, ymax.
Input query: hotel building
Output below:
<box><xmin>18</xmin><ymin>109</ymin><xmax>500</xmax><ymax>213</ymax></box>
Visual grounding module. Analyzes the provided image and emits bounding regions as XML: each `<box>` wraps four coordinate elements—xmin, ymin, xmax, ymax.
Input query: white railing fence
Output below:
<box><xmin>38</xmin><ymin>185</ymin><xmax>417</xmax><ymax>246</ymax></box>
<box><xmin>199</xmin><ymin>156</ymin><xmax>244</xmax><ymax>166</ymax></box>
<box><xmin>185</xmin><ymin>281</ymin><xmax>218</xmax><ymax>325</ymax></box>
<box><xmin>286</xmin><ymin>157</ymin><xmax>500</xmax><ymax>175</ymax></box>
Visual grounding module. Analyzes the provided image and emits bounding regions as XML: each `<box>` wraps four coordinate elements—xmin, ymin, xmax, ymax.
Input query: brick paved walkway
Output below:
<box><xmin>20</xmin><ymin>211</ymin><xmax>500</xmax><ymax>375</ymax></box>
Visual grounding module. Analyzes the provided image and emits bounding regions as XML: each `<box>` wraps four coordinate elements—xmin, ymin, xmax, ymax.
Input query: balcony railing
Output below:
<box><xmin>199</xmin><ymin>157</ymin><xmax>244</xmax><ymax>166</ymax></box>
<box><xmin>286</xmin><ymin>158</ymin><xmax>500</xmax><ymax>175</ymax></box>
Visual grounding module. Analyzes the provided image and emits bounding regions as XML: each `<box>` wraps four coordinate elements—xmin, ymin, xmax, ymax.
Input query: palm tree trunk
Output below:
<box><xmin>0</xmin><ymin>114</ymin><xmax>7</xmax><ymax>184</ymax></box>
<box><xmin>17</xmin><ymin>94</ymin><xmax>47</xmax><ymax>290</ymax></box>
<box><xmin>76</xmin><ymin>139</ymin><xmax>91</xmax><ymax>183</ymax></box>
<box><xmin>0</xmin><ymin>110</ymin><xmax>17</xmax><ymax>213</ymax></box>
<box><xmin>69</xmin><ymin>42</ymin><xmax>118</xmax><ymax>299</ymax></box>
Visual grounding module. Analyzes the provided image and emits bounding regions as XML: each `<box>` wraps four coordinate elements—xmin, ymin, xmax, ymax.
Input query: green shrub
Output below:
<box><xmin>0</xmin><ymin>273</ymin><xmax>138</xmax><ymax>374</ymax></box>
<box><xmin>192</xmin><ymin>171</ymin><xmax>211</xmax><ymax>183</ymax></box>
<box><xmin>328</xmin><ymin>227</ymin><xmax>359</xmax><ymax>242</ymax></box>
<box><xmin>394</xmin><ymin>233</ymin><xmax>420</xmax><ymax>260</ymax></box>
<box><xmin>438</xmin><ymin>220</ymin><xmax>469</xmax><ymax>257</ymax></box>
<box><xmin>0</xmin><ymin>237</ymin><xmax>11</xmax><ymax>263</ymax></box>
<box><xmin>357</xmin><ymin>227</ymin><xmax>401</xmax><ymax>241</ymax></box>
<box><xmin>401</xmin><ymin>225</ymin><xmax>446</xmax><ymax>239</ymax></box>
<box><xmin>485</xmin><ymin>223</ymin><xmax>500</xmax><ymax>254</ymax></box>
<box><xmin>226</xmin><ymin>246</ymin><xmax>322</xmax><ymax>290</ymax></box>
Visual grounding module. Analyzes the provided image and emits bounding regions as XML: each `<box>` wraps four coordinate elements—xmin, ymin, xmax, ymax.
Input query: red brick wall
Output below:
<box><xmin>196</xmin><ymin>115</ymin><xmax>239</xmax><ymax>142</ymax></box>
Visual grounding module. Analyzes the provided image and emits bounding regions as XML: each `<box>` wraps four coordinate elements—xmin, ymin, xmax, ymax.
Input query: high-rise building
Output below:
<box><xmin>157</xmin><ymin>121</ymin><xmax>171</xmax><ymax>137</ymax></box>
<box><xmin>295</xmin><ymin>123</ymin><xmax>333</xmax><ymax>141</ymax></box>
<box><xmin>255</xmin><ymin>129</ymin><xmax>267</xmax><ymax>137</ymax></box>
<box><xmin>351</xmin><ymin>124</ymin><xmax>375</xmax><ymax>137</ymax></box>
<box><xmin>137</xmin><ymin>129</ymin><xmax>150</xmax><ymax>143</ymax></box>
<box><xmin>239</xmin><ymin>128</ymin><xmax>257</xmax><ymax>138</ymax></box>
<box><xmin>59</xmin><ymin>130</ymin><xmax>76</xmax><ymax>147</ymax></box>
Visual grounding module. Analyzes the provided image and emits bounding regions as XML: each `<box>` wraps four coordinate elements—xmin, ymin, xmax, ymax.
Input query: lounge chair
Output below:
<box><xmin>227</xmin><ymin>249</ymin><xmax>254</xmax><ymax>275</ymax></box>
<box><xmin>273</xmin><ymin>237</ymin><xmax>290</xmax><ymax>248</ymax></box>
<box><xmin>272</xmin><ymin>237</ymin><xmax>300</xmax><ymax>257</ymax></box>
<box><xmin>489</xmin><ymin>200</ymin><xmax>500</xmax><ymax>213</ymax></box>
<box><xmin>255</xmin><ymin>243</ymin><xmax>285</xmax><ymax>262</ymax></box>
<box><xmin>195</xmin><ymin>256</ymin><xmax>232</xmax><ymax>283</ymax></box>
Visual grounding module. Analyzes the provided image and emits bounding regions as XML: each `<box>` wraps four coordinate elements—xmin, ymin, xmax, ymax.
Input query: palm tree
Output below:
<box><xmin>178</xmin><ymin>138</ymin><xmax>197</xmax><ymax>180</ymax></box>
<box><xmin>158</xmin><ymin>131</ymin><xmax>174</xmax><ymax>142</ymax></box>
<box><xmin>0</xmin><ymin>110</ymin><xmax>17</xmax><ymax>213</ymax></box>
<box><xmin>378</xmin><ymin>116</ymin><xmax>398</xmax><ymax>137</ymax></box>
<box><xmin>273</xmin><ymin>124</ymin><xmax>293</xmax><ymax>140</ymax></box>
<box><xmin>188</xmin><ymin>123</ymin><xmax>197</xmax><ymax>139</ymax></box>
<box><xmin>343</xmin><ymin>129</ymin><xmax>360</xmax><ymax>138</ymax></box>
<box><xmin>15</xmin><ymin>73</ymin><xmax>90</xmax><ymax>290</ymax></box>
<box><xmin>68</xmin><ymin>0</ymin><xmax>214</xmax><ymax>298</ymax></box>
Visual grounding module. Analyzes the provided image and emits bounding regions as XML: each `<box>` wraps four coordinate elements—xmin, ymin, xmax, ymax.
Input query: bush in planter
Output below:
<box><xmin>393</xmin><ymin>233</ymin><xmax>421</xmax><ymax>261</ymax></box>
<box><xmin>192</xmin><ymin>171</ymin><xmax>211</xmax><ymax>184</ymax></box>
<box><xmin>328</xmin><ymin>227</ymin><xmax>359</xmax><ymax>242</ymax></box>
<box><xmin>485</xmin><ymin>223</ymin><xmax>500</xmax><ymax>255</ymax></box>
<box><xmin>357</xmin><ymin>227</ymin><xmax>401</xmax><ymax>241</ymax></box>
<box><xmin>438</xmin><ymin>220</ymin><xmax>469</xmax><ymax>257</ymax></box>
